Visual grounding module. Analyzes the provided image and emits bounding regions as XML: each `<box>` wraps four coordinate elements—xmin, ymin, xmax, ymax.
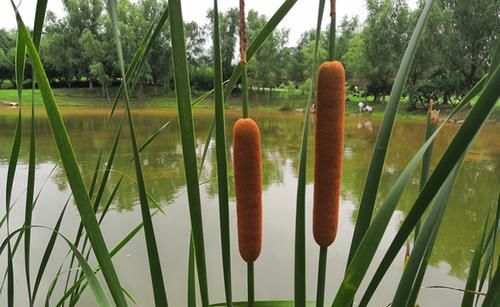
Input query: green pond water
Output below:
<box><xmin>0</xmin><ymin>107</ymin><xmax>499</xmax><ymax>306</ymax></box>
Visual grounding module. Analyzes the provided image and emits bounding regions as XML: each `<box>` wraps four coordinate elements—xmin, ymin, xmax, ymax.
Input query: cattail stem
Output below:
<box><xmin>239</xmin><ymin>0</ymin><xmax>249</xmax><ymax>118</ymax></box>
<box><xmin>316</xmin><ymin>247</ymin><xmax>328</xmax><ymax>307</ymax></box>
<box><xmin>328</xmin><ymin>0</ymin><xmax>336</xmax><ymax>60</ymax></box>
<box><xmin>247</xmin><ymin>262</ymin><xmax>255</xmax><ymax>307</ymax></box>
<box><xmin>233</xmin><ymin>117</ymin><xmax>261</xmax><ymax>306</ymax></box>
<box><xmin>313</xmin><ymin>60</ymin><xmax>344</xmax><ymax>307</ymax></box>
<box><xmin>416</xmin><ymin>100</ymin><xmax>437</xmax><ymax>240</ymax></box>
<box><xmin>242</xmin><ymin>65</ymin><xmax>249</xmax><ymax>118</ymax></box>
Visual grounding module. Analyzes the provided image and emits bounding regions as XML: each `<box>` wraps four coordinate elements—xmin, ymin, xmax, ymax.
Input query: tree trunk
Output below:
<box><xmin>465</xmin><ymin>63</ymin><xmax>477</xmax><ymax>91</ymax></box>
<box><xmin>89</xmin><ymin>78</ymin><xmax>94</xmax><ymax>89</ymax></box>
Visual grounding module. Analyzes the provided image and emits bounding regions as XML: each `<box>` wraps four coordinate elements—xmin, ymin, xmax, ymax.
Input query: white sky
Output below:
<box><xmin>0</xmin><ymin>0</ymin><xmax>417</xmax><ymax>44</ymax></box>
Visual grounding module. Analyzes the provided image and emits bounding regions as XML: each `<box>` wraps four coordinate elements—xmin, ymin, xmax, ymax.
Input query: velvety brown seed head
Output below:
<box><xmin>233</xmin><ymin>118</ymin><xmax>262</xmax><ymax>262</ymax></box>
<box><xmin>313</xmin><ymin>61</ymin><xmax>345</xmax><ymax>247</ymax></box>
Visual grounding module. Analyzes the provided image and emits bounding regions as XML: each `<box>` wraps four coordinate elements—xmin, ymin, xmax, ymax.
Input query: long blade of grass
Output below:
<box><xmin>461</xmin><ymin>206</ymin><xmax>493</xmax><ymax>307</ymax></box>
<box><xmin>11</xmin><ymin>5</ymin><xmax>128</xmax><ymax>306</ymax></box>
<box><xmin>57</xmin><ymin>176</ymin><xmax>218</xmax><ymax>306</ymax></box>
<box><xmin>339</xmin><ymin>62</ymin><xmax>500</xmax><ymax>307</ymax></box>
<box><xmin>32</xmin><ymin>0</ymin><xmax>48</xmax><ymax>48</ymax></box>
<box><xmin>24</xmin><ymin>70</ymin><xmax>36</xmax><ymax>307</ymax></box>
<box><xmin>415</xmin><ymin>103</ymin><xmax>437</xmax><ymax>239</ymax></box>
<box><xmin>169</xmin><ymin>0</ymin><xmax>209</xmax><ymax>305</ymax></box>
<box><xmin>392</xmin><ymin>161</ymin><xmax>462</xmax><ymax>306</ymax></box>
<box><xmin>212</xmin><ymin>0</ymin><xmax>232</xmax><ymax>305</ymax></box>
<box><xmin>0</xmin><ymin>164</ymin><xmax>57</xmax><ymax>295</ymax></box>
<box><xmin>62</xmin><ymin>179</ymin><xmax>124</xmax><ymax>306</ymax></box>
<box><xmin>295</xmin><ymin>1</ymin><xmax>326</xmax><ymax>306</ymax></box>
<box><xmin>346</xmin><ymin>0</ymin><xmax>435</xmax><ymax>266</ymax></box>
<box><xmin>356</xmin><ymin>68</ymin><xmax>496</xmax><ymax>306</ymax></box>
<box><xmin>65</xmin><ymin>116</ymin><xmax>125</xmax><ymax>303</ymax></box>
<box><xmin>31</xmin><ymin>199</ymin><xmax>70</xmax><ymax>304</ymax></box>
<box><xmin>475</xmin><ymin>228</ymin><xmax>497</xmax><ymax>307</ymax></box>
<box><xmin>107</xmin><ymin>0</ymin><xmax>168</xmax><ymax>305</ymax></box>
<box><xmin>482</xmin><ymin>257</ymin><xmax>500</xmax><ymax>306</ymax></box>
<box><xmin>98</xmin><ymin>178</ymin><xmax>124</xmax><ymax>224</ymax></box>
<box><xmin>1</xmin><ymin>227</ymin><xmax>112</xmax><ymax>307</ymax></box>
<box><xmin>4</xmin><ymin>16</ymin><xmax>27</xmax><ymax>307</ymax></box>
<box><xmin>188</xmin><ymin>235</ymin><xmax>197</xmax><ymax>307</ymax></box>
<box><xmin>24</xmin><ymin>8</ymin><xmax>48</xmax><ymax>300</ymax></box>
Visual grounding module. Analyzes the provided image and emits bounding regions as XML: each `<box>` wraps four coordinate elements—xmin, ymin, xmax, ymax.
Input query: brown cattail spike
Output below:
<box><xmin>233</xmin><ymin>118</ymin><xmax>262</xmax><ymax>262</ymax></box>
<box><xmin>313</xmin><ymin>61</ymin><xmax>345</xmax><ymax>248</ymax></box>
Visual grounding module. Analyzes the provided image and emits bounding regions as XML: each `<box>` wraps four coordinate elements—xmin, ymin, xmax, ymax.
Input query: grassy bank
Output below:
<box><xmin>1</xmin><ymin>87</ymin><xmax>498</xmax><ymax>121</ymax></box>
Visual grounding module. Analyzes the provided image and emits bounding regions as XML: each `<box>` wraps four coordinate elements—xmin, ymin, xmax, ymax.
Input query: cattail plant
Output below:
<box><xmin>313</xmin><ymin>61</ymin><xmax>345</xmax><ymax>307</ymax></box>
<box><xmin>233</xmin><ymin>117</ymin><xmax>262</xmax><ymax>307</ymax></box>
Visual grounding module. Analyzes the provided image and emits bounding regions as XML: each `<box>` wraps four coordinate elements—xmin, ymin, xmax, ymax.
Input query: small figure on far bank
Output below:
<box><xmin>358</xmin><ymin>102</ymin><xmax>373</xmax><ymax>113</ymax></box>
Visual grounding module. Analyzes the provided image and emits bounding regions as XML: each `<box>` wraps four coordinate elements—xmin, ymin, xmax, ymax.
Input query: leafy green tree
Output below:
<box><xmin>206</xmin><ymin>8</ymin><xmax>239</xmax><ymax>80</ymax></box>
<box><xmin>0</xmin><ymin>29</ymin><xmax>16</xmax><ymax>88</ymax></box>
<box><xmin>361</xmin><ymin>0</ymin><xmax>411</xmax><ymax>102</ymax></box>
<box><xmin>438</xmin><ymin>0</ymin><xmax>499</xmax><ymax>90</ymax></box>
<box><xmin>335</xmin><ymin>16</ymin><xmax>360</xmax><ymax>61</ymax></box>
<box><xmin>406</xmin><ymin>0</ymin><xmax>499</xmax><ymax>109</ymax></box>
<box><xmin>246</xmin><ymin>10</ymin><xmax>290</xmax><ymax>96</ymax></box>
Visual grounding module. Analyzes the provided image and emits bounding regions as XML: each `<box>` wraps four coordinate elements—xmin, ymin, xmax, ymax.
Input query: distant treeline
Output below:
<box><xmin>0</xmin><ymin>0</ymin><xmax>498</xmax><ymax>109</ymax></box>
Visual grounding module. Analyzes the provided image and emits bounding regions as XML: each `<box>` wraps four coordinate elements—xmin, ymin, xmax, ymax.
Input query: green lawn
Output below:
<box><xmin>1</xmin><ymin>87</ymin><xmax>497</xmax><ymax>121</ymax></box>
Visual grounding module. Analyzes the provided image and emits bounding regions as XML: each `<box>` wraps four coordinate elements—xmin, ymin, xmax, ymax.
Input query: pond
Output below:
<box><xmin>0</xmin><ymin>107</ymin><xmax>499</xmax><ymax>306</ymax></box>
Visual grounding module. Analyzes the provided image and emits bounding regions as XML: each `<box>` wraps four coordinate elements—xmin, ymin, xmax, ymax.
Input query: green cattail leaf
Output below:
<box><xmin>169</xmin><ymin>0</ymin><xmax>209</xmax><ymax>305</ymax></box>
<box><xmin>342</xmin><ymin>58</ymin><xmax>500</xmax><ymax>307</ymax></box>
<box><xmin>347</xmin><ymin>0</ymin><xmax>435</xmax><ymax>265</ymax></box>
<box><xmin>31</xmin><ymin>199</ymin><xmax>70</xmax><ymax>303</ymax></box>
<box><xmin>212</xmin><ymin>0</ymin><xmax>232</xmax><ymax>305</ymax></box>
<box><xmin>188</xmin><ymin>235</ymin><xmax>197</xmax><ymax>307</ymax></box>
<box><xmin>11</xmin><ymin>5</ymin><xmax>128</xmax><ymax>306</ymax></box>
<box><xmin>392</xmin><ymin>161</ymin><xmax>462</xmax><ymax>306</ymax></box>
<box><xmin>106</xmin><ymin>0</ymin><xmax>169</xmax><ymax>305</ymax></box>
<box><xmin>295</xmin><ymin>1</ymin><xmax>325</xmax><ymax>306</ymax></box>
<box><xmin>0</xmin><ymin>226</ymin><xmax>112</xmax><ymax>307</ymax></box>
<box><xmin>357</xmin><ymin>65</ymin><xmax>497</xmax><ymax>306</ymax></box>
<box><xmin>461</xmin><ymin>207</ymin><xmax>492</xmax><ymax>307</ymax></box>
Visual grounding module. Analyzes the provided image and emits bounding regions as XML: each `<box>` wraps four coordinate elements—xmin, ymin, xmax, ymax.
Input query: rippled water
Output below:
<box><xmin>0</xmin><ymin>107</ymin><xmax>499</xmax><ymax>306</ymax></box>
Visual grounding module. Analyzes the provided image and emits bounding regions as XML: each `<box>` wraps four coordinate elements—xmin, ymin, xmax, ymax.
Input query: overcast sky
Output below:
<box><xmin>1</xmin><ymin>0</ymin><xmax>417</xmax><ymax>44</ymax></box>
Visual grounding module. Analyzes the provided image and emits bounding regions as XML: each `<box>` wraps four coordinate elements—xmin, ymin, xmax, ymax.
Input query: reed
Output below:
<box><xmin>2</xmin><ymin>1</ymin><xmax>499</xmax><ymax>307</ymax></box>
<box><xmin>233</xmin><ymin>118</ymin><xmax>263</xmax><ymax>306</ymax></box>
<box><xmin>233</xmin><ymin>118</ymin><xmax>263</xmax><ymax>263</ymax></box>
<box><xmin>313</xmin><ymin>61</ymin><xmax>345</xmax><ymax>248</ymax></box>
<box><xmin>313</xmin><ymin>61</ymin><xmax>345</xmax><ymax>307</ymax></box>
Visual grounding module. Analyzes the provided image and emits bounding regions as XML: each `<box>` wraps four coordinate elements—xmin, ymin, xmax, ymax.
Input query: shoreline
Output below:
<box><xmin>1</xmin><ymin>88</ymin><xmax>498</xmax><ymax>122</ymax></box>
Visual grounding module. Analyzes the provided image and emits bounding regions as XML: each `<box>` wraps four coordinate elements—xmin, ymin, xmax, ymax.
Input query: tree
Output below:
<box><xmin>206</xmin><ymin>8</ymin><xmax>239</xmax><ymax>80</ymax></box>
<box><xmin>247</xmin><ymin>10</ymin><xmax>290</xmax><ymax>95</ymax></box>
<box><xmin>355</xmin><ymin>0</ymin><xmax>411</xmax><ymax>102</ymax></box>
<box><xmin>439</xmin><ymin>0</ymin><xmax>499</xmax><ymax>90</ymax></box>
<box><xmin>406</xmin><ymin>0</ymin><xmax>499</xmax><ymax>109</ymax></box>
<box><xmin>0</xmin><ymin>29</ymin><xmax>16</xmax><ymax>88</ymax></box>
<box><xmin>335</xmin><ymin>16</ymin><xmax>360</xmax><ymax>61</ymax></box>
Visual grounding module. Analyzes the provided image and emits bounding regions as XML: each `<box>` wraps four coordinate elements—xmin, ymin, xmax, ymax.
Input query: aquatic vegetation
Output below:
<box><xmin>1</xmin><ymin>0</ymin><xmax>499</xmax><ymax>307</ymax></box>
